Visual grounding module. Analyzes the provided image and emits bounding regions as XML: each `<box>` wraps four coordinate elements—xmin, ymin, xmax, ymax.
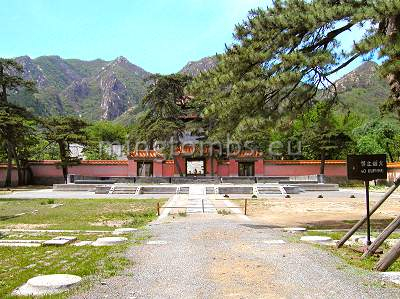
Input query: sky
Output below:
<box><xmin>1</xmin><ymin>0</ymin><xmax>369</xmax><ymax>79</ymax></box>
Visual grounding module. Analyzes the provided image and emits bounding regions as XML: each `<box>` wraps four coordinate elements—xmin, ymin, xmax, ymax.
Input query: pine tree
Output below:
<box><xmin>0</xmin><ymin>59</ymin><xmax>36</xmax><ymax>186</ymax></box>
<box><xmin>189</xmin><ymin>0</ymin><xmax>400</xmax><ymax>134</ymax></box>
<box><xmin>129</xmin><ymin>73</ymin><xmax>192</xmax><ymax>176</ymax></box>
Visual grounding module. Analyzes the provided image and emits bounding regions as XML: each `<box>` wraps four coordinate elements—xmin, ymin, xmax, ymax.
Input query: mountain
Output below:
<box><xmin>334</xmin><ymin>61</ymin><xmax>390</xmax><ymax>118</ymax></box>
<box><xmin>179</xmin><ymin>56</ymin><xmax>218</xmax><ymax>77</ymax></box>
<box><xmin>9</xmin><ymin>55</ymin><xmax>150</xmax><ymax>120</ymax></box>
<box><xmin>8</xmin><ymin>54</ymin><xmax>391</xmax><ymax>123</ymax></box>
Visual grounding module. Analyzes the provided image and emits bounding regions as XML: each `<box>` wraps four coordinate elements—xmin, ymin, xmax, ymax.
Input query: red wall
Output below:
<box><xmin>174</xmin><ymin>156</ymin><xmax>186</xmax><ymax>176</ymax></box>
<box><xmin>263</xmin><ymin>162</ymin><xmax>347</xmax><ymax>177</ymax></box>
<box><xmin>162</xmin><ymin>161</ymin><xmax>175</xmax><ymax>177</ymax></box>
<box><xmin>205</xmin><ymin>158</ymin><xmax>218</xmax><ymax>176</ymax></box>
<box><xmin>127</xmin><ymin>160</ymin><xmax>137</xmax><ymax>176</ymax></box>
<box><xmin>218</xmin><ymin>162</ymin><xmax>230</xmax><ymax>176</ymax></box>
<box><xmin>29</xmin><ymin>163</ymin><xmax>129</xmax><ymax>178</ymax></box>
<box><xmin>153</xmin><ymin>160</ymin><xmax>163</xmax><ymax>176</ymax></box>
<box><xmin>255</xmin><ymin>160</ymin><xmax>264</xmax><ymax>176</ymax></box>
<box><xmin>228</xmin><ymin>160</ymin><xmax>239</xmax><ymax>176</ymax></box>
<box><xmin>3</xmin><ymin>160</ymin><xmax>400</xmax><ymax>186</ymax></box>
<box><xmin>0</xmin><ymin>166</ymin><xmax>19</xmax><ymax>186</ymax></box>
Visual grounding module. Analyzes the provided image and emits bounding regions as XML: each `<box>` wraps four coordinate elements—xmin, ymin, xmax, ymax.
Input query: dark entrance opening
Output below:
<box><xmin>137</xmin><ymin>161</ymin><xmax>153</xmax><ymax>177</ymax></box>
<box><xmin>186</xmin><ymin>159</ymin><xmax>205</xmax><ymax>176</ymax></box>
<box><xmin>238</xmin><ymin>162</ymin><xmax>254</xmax><ymax>176</ymax></box>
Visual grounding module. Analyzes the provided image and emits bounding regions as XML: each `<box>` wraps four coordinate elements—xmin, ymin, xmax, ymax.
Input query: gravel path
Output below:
<box><xmin>74</xmin><ymin>210</ymin><xmax>400</xmax><ymax>299</ymax></box>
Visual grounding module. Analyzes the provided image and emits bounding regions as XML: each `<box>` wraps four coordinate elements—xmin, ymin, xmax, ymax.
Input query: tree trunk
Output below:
<box><xmin>4</xmin><ymin>142</ymin><xmax>13</xmax><ymax>187</ymax></box>
<box><xmin>10</xmin><ymin>145</ymin><xmax>24</xmax><ymax>185</ymax></box>
<box><xmin>173</xmin><ymin>155</ymin><xmax>184</xmax><ymax>177</ymax></box>
<box><xmin>386</xmin><ymin>142</ymin><xmax>394</xmax><ymax>162</ymax></box>
<box><xmin>385</xmin><ymin>15</ymin><xmax>400</xmax><ymax>102</ymax></box>
<box><xmin>363</xmin><ymin>214</ymin><xmax>400</xmax><ymax>259</ymax></box>
<box><xmin>58</xmin><ymin>141</ymin><xmax>68</xmax><ymax>184</ymax></box>
<box><xmin>375</xmin><ymin>240</ymin><xmax>400</xmax><ymax>271</ymax></box>
<box><xmin>210</xmin><ymin>154</ymin><xmax>215</xmax><ymax>177</ymax></box>
<box><xmin>319</xmin><ymin>150</ymin><xmax>326</xmax><ymax>175</ymax></box>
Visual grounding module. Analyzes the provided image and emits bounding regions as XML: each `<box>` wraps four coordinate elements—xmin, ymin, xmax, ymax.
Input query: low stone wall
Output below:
<box><xmin>171</xmin><ymin>177</ymin><xmax>221</xmax><ymax>184</ymax></box>
<box><xmin>136</xmin><ymin>177</ymin><xmax>171</xmax><ymax>184</ymax></box>
<box><xmin>222</xmin><ymin>177</ymin><xmax>256</xmax><ymax>184</ymax></box>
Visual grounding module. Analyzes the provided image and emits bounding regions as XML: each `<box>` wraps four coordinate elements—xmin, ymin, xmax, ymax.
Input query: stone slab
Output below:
<box><xmin>350</xmin><ymin>235</ymin><xmax>377</xmax><ymax>245</ymax></box>
<box><xmin>0</xmin><ymin>239</ymin><xmax>44</xmax><ymax>243</ymax></box>
<box><xmin>73</xmin><ymin>241</ymin><xmax>93</xmax><ymax>246</ymax></box>
<box><xmin>50</xmin><ymin>204</ymin><xmax>64</xmax><ymax>209</ymax></box>
<box><xmin>112</xmin><ymin>228</ymin><xmax>138</xmax><ymax>235</ymax></box>
<box><xmin>12</xmin><ymin>274</ymin><xmax>81</xmax><ymax>296</ymax></box>
<box><xmin>0</xmin><ymin>229</ymin><xmax>110</xmax><ymax>234</ymax></box>
<box><xmin>92</xmin><ymin>237</ymin><xmax>127</xmax><ymax>246</ymax></box>
<box><xmin>14</xmin><ymin>213</ymin><xmax>26</xmax><ymax>217</ymax></box>
<box><xmin>43</xmin><ymin>236</ymin><xmax>77</xmax><ymax>246</ymax></box>
<box><xmin>380</xmin><ymin>272</ymin><xmax>400</xmax><ymax>285</ymax></box>
<box><xmin>385</xmin><ymin>239</ymin><xmax>400</xmax><ymax>247</ymax></box>
<box><xmin>43</xmin><ymin>239</ymin><xmax>71</xmax><ymax>246</ymax></box>
<box><xmin>0</xmin><ymin>242</ymin><xmax>41</xmax><ymax>247</ymax></box>
<box><xmin>52</xmin><ymin>236</ymin><xmax>77</xmax><ymax>241</ymax></box>
<box><xmin>300</xmin><ymin>236</ymin><xmax>332</xmax><ymax>243</ymax></box>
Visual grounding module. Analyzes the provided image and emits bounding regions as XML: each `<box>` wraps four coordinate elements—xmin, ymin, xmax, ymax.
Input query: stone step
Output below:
<box><xmin>218</xmin><ymin>186</ymin><xmax>253</xmax><ymax>194</ymax></box>
<box><xmin>221</xmin><ymin>177</ymin><xmax>256</xmax><ymax>184</ymax></box>
<box><xmin>257</xmin><ymin>176</ymin><xmax>290</xmax><ymax>183</ymax></box>
<box><xmin>177</xmin><ymin>187</ymin><xmax>189</xmax><ymax>194</ymax></box>
<box><xmin>141</xmin><ymin>187</ymin><xmax>177</xmax><ymax>194</ymax></box>
<box><xmin>257</xmin><ymin>190</ymin><xmax>282</xmax><ymax>194</ymax></box>
<box><xmin>206</xmin><ymin>187</ymin><xmax>218</xmax><ymax>194</ymax></box>
<box><xmin>296</xmin><ymin>183</ymin><xmax>339</xmax><ymax>191</ymax></box>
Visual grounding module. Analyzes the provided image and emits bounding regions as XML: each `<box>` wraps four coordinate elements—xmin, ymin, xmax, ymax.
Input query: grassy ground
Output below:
<box><xmin>0</xmin><ymin>197</ymin><xmax>165</xmax><ymax>298</ymax></box>
<box><xmin>301</xmin><ymin>230</ymin><xmax>400</xmax><ymax>272</ymax></box>
<box><xmin>0</xmin><ymin>198</ymin><xmax>164</xmax><ymax>230</ymax></box>
<box><xmin>0</xmin><ymin>185</ymin><xmax>49</xmax><ymax>193</ymax></box>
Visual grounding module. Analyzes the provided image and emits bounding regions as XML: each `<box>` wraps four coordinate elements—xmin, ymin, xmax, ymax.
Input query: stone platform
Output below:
<box><xmin>52</xmin><ymin>181</ymin><xmax>339</xmax><ymax>195</ymax></box>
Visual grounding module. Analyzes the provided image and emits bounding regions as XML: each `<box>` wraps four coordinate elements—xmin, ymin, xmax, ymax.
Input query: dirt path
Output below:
<box><xmin>74</xmin><ymin>211</ymin><xmax>400</xmax><ymax>299</ymax></box>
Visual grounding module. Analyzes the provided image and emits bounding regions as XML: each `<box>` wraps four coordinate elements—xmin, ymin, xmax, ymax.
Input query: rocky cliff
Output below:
<box><xmin>9</xmin><ymin>55</ymin><xmax>149</xmax><ymax>120</ymax></box>
<box><xmin>179</xmin><ymin>56</ymin><xmax>218</xmax><ymax>77</ymax></box>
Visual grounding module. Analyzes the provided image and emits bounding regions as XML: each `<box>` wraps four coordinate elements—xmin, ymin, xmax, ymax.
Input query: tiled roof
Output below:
<box><xmin>229</xmin><ymin>150</ymin><xmax>263</xmax><ymax>159</ymax></box>
<box><xmin>264</xmin><ymin>160</ymin><xmax>346</xmax><ymax>165</ymax></box>
<box><xmin>128</xmin><ymin>150</ymin><xmax>164</xmax><ymax>160</ymax></box>
<box><xmin>388</xmin><ymin>162</ymin><xmax>400</xmax><ymax>169</ymax></box>
<box><xmin>81</xmin><ymin>160</ymin><xmax>128</xmax><ymax>165</ymax></box>
<box><xmin>27</xmin><ymin>160</ymin><xmax>128</xmax><ymax>165</ymax></box>
<box><xmin>175</xmin><ymin>145</ymin><xmax>211</xmax><ymax>155</ymax></box>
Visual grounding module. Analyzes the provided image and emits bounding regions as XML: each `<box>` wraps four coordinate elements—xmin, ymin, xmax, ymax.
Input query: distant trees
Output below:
<box><xmin>353</xmin><ymin>120</ymin><xmax>400</xmax><ymax>162</ymax></box>
<box><xmin>85</xmin><ymin>121</ymin><xmax>128</xmax><ymax>160</ymax></box>
<box><xmin>292</xmin><ymin>102</ymin><xmax>353</xmax><ymax>174</ymax></box>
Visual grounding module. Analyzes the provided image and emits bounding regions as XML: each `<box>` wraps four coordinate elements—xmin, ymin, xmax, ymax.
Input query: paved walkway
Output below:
<box><xmin>187</xmin><ymin>185</ymin><xmax>216</xmax><ymax>214</ymax></box>
<box><xmin>75</xmin><ymin>211</ymin><xmax>400</xmax><ymax>299</ymax></box>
